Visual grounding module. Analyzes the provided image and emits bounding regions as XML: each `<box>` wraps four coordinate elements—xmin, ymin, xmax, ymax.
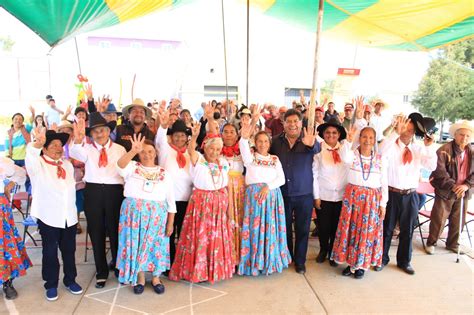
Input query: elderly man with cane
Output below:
<box><xmin>426</xmin><ymin>120</ymin><xmax>473</xmax><ymax>255</ymax></box>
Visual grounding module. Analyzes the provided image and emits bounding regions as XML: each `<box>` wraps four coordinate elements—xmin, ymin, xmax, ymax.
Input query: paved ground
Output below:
<box><xmin>1</xmin><ymin>210</ymin><xmax>473</xmax><ymax>314</ymax></box>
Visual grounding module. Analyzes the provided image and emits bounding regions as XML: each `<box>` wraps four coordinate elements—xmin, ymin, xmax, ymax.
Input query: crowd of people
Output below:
<box><xmin>1</xmin><ymin>89</ymin><xmax>472</xmax><ymax>301</ymax></box>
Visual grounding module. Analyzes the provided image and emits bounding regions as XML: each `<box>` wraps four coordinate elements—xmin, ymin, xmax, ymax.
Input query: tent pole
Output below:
<box><xmin>221</xmin><ymin>0</ymin><xmax>229</xmax><ymax>102</ymax></box>
<box><xmin>246</xmin><ymin>0</ymin><xmax>250</xmax><ymax>106</ymax></box>
<box><xmin>74</xmin><ymin>37</ymin><xmax>82</xmax><ymax>75</ymax></box>
<box><xmin>307</xmin><ymin>0</ymin><xmax>325</xmax><ymax>132</ymax></box>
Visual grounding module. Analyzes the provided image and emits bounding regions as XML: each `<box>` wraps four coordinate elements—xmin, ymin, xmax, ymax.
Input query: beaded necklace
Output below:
<box><xmin>359</xmin><ymin>149</ymin><xmax>374</xmax><ymax>181</ymax></box>
<box><xmin>134</xmin><ymin>163</ymin><xmax>165</xmax><ymax>181</ymax></box>
<box><xmin>204</xmin><ymin>158</ymin><xmax>224</xmax><ymax>189</ymax></box>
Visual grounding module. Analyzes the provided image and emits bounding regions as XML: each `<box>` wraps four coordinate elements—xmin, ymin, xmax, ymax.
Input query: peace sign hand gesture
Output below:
<box><xmin>34</xmin><ymin>126</ymin><xmax>47</xmax><ymax>148</ymax></box>
<box><xmin>191</xmin><ymin>123</ymin><xmax>201</xmax><ymax>139</ymax></box>
<box><xmin>302</xmin><ymin>127</ymin><xmax>316</xmax><ymax>147</ymax></box>
<box><xmin>73</xmin><ymin>119</ymin><xmax>86</xmax><ymax>144</ymax></box>
<box><xmin>130</xmin><ymin>133</ymin><xmax>145</xmax><ymax>154</ymax></box>
<box><xmin>346</xmin><ymin>125</ymin><xmax>358</xmax><ymax>143</ymax></box>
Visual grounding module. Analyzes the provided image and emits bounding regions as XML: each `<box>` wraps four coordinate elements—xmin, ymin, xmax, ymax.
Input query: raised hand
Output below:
<box><xmin>159</xmin><ymin>109</ymin><xmax>170</xmax><ymax>129</ymax></box>
<box><xmin>65</xmin><ymin>105</ymin><xmax>72</xmax><ymax>117</ymax></box>
<box><xmin>204</xmin><ymin>102</ymin><xmax>215</xmax><ymax>121</ymax></box>
<box><xmin>28</xmin><ymin>105</ymin><xmax>35</xmax><ymax>115</ymax></box>
<box><xmin>97</xmin><ymin>95</ymin><xmax>111</xmax><ymax>112</ymax></box>
<box><xmin>337</xmin><ymin>112</ymin><xmax>345</xmax><ymax>124</ymax></box>
<box><xmin>191</xmin><ymin>122</ymin><xmax>201</xmax><ymax>139</ymax></box>
<box><xmin>240</xmin><ymin>122</ymin><xmax>253</xmax><ymax>140</ymax></box>
<box><xmin>84</xmin><ymin>84</ymin><xmax>93</xmax><ymax>100</ymax></box>
<box><xmin>346</xmin><ymin>125</ymin><xmax>358</xmax><ymax>143</ymax></box>
<box><xmin>353</xmin><ymin>95</ymin><xmax>365</xmax><ymax>119</ymax></box>
<box><xmin>34</xmin><ymin>126</ymin><xmax>46</xmax><ymax>148</ymax></box>
<box><xmin>73</xmin><ymin>119</ymin><xmax>86</xmax><ymax>144</ymax></box>
<box><xmin>395</xmin><ymin>115</ymin><xmax>410</xmax><ymax>135</ymax></box>
<box><xmin>50</xmin><ymin>123</ymin><xmax>58</xmax><ymax>132</ymax></box>
<box><xmin>302</xmin><ymin>127</ymin><xmax>316</xmax><ymax>147</ymax></box>
<box><xmin>130</xmin><ymin>133</ymin><xmax>145</xmax><ymax>153</ymax></box>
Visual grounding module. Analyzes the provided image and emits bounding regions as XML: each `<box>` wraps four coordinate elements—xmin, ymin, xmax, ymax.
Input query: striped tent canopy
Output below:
<box><xmin>0</xmin><ymin>0</ymin><xmax>183</xmax><ymax>47</ymax></box>
<box><xmin>252</xmin><ymin>0</ymin><xmax>474</xmax><ymax>50</ymax></box>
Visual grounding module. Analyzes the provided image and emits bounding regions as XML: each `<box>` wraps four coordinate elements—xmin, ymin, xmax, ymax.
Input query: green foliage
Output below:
<box><xmin>412</xmin><ymin>39</ymin><xmax>474</xmax><ymax>122</ymax></box>
<box><xmin>0</xmin><ymin>36</ymin><xmax>15</xmax><ymax>52</ymax></box>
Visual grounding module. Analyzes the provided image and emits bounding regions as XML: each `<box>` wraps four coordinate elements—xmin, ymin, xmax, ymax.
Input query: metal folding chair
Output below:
<box><xmin>414</xmin><ymin>182</ymin><xmax>435</xmax><ymax>250</ymax></box>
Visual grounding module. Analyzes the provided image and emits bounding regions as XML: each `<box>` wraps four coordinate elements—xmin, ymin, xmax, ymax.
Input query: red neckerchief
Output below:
<box><xmin>41</xmin><ymin>156</ymin><xmax>66</xmax><ymax>179</ymax></box>
<box><xmin>397</xmin><ymin>138</ymin><xmax>413</xmax><ymax>165</ymax></box>
<box><xmin>169</xmin><ymin>143</ymin><xmax>187</xmax><ymax>169</ymax></box>
<box><xmin>92</xmin><ymin>141</ymin><xmax>112</xmax><ymax>168</ymax></box>
<box><xmin>327</xmin><ymin>147</ymin><xmax>342</xmax><ymax>164</ymax></box>
<box><xmin>221</xmin><ymin>142</ymin><xmax>240</xmax><ymax>158</ymax></box>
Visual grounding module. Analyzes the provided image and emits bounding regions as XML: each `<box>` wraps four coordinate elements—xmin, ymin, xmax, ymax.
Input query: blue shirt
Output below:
<box><xmin>270</xmin><ymin>133</ymin><xmax>321</xmax><ymax>197</ymax></box>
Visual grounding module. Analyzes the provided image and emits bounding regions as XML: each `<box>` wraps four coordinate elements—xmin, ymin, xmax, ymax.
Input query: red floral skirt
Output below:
<box><xmin>169</xmin><ymin>188</ymin><xmax>234</xmax><ymax>283</ymax></box>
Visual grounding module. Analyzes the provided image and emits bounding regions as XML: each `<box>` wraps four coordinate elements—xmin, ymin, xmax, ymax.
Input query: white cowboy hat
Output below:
<box><xmin>449</xmin><ymin>120</ymin><xmax>474</xmax><ymax>137</ymax></box>
<box><xmin>122</xmin><ymin>98</ymin><xmax>153</xmax><ymax>119</ymax></box>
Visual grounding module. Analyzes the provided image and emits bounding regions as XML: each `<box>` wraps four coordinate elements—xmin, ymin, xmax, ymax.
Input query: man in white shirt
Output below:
<box><xmin>44</xmin><ymin>98</ymin><xmax>63</xmax><ymax>128</ymax></box>
<box><xmin>155</xmin><ymin>116</ymin><xmax>193</xmax><ymax>265</ymax></box>
<box><xmin>70</xmin><ymin>112</ymin><xmax>126</xmax><ymax>289</ymax></box>
<box><xmin>26</xmin><ymin>128</ymin><xmax>83</xmax><ymax>301</ymax></box>
<box><xmin>378</xmin><ymin>113</ymin><xmax>436</xmax><ymax>275</ymax></box>
<box><xmin>370</xmin><ymin>101</ymin><xmax>389</xmax><ymax>143</ymax></box>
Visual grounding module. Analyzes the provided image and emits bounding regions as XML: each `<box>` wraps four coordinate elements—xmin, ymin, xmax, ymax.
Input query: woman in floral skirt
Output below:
<box><xmin>116</xmin><ymin>135</ymin><xmax>175</xmax><ymax>295</ymax></box>
<box><xmin>221</xmin><ymin>123</ymin><xmax>245</xmax><ymax>264</ymax></box>
<box><xmin>330</xmin><ymin>126</ymin><xmax>388</xmax><ymax>279</ymax></box>
<box><xmin>169</xmin><ymin>122</ymin><xmax>234</xmax><ymax>283</ymax></box>
<box><xmin>237</xmin><ymin>121</ymin><xmax>290</xmax><ymax>276</ymax></box>
<box><xmin>1</xmin><ymin>157</ymin><xmax>32</xmax><ymax>299</ymax></box>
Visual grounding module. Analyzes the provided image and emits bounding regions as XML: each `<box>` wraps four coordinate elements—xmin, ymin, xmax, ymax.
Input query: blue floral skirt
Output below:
<box><xmin>238</xmin><ymin>184</ymin><xmax>291</xmax><ymax>276</ymax></box>
<box><xmin>116</xmin><ymin>197</ymin><xmax>170</xmax><ymax>285</ymax></box>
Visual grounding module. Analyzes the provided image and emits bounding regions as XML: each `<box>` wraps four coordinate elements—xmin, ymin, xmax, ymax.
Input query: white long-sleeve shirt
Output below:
<box><xmin>347</xmin><ymin>149</ymin><xmax>389</xmax><ymax>208</ymax></box>
<box><xmin>312</xmin><ymin>140</ymin><xmax>353</xmax><ymax>201</ymax></box>
<box><xmin>25</xmin><ymin>144</ymin><xmax>77</xmax><ymax>228</ymax></box>
<box><xmin>155</xmin><ymin>127</ymin><xmax>193</xmax><ymax>201</ymax></box>
<box><xmin>116</xmin><ymin>161</ymin><xmax>176</xmax><ymax>213</ymax></box>
<box><xmin>190</xmin><ymin>154</ymin><xmax>229</xmax><ymax>190</ymax></box>
<box><xmin>384</xmin><ymin>136</ymin><xmax>437</xmax><ymax>190</ymax></box>
<box><xmin>69</xmin><ymin>139</ymin><xmax>125</xmax><ymax>185</ymax></box>
<box><xmin>239</xmin><ymin>138</ymin><xmax>285</xmax><ymax>190</ymax></box>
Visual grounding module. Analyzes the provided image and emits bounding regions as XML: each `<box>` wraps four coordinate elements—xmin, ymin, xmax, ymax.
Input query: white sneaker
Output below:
<box><xmin>425</xmin><ymin>245</ymin><xmax>435</xmax><ymax>255</ymax></box>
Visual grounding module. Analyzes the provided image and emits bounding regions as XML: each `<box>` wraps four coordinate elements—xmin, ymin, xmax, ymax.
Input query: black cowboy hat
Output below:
<box><xmin>44</xmin><ymin>130</ymin><xmax>69</xmax><ymax>148</ymax></box>
<box><xmin>317</xmin><ymin>118</ymin><xmax>347</xmax><ymax>141</ymax></box>
<box><xmin>167</xmin><ymin>119</ymin><xmax>192</xmax><ymax>136</ymax></box>
<box><xmin>408</xmin><ymin>112</ymin><xmax>437</xmax><ymax>138</ymax></box>
<box><xmin>86</xmin><ymin>112</ymin><xmax>117</xmax><ymax>136</ymax></box>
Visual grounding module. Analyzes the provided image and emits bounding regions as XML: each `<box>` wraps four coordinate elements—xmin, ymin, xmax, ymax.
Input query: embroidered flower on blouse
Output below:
<box><xmin>134</xmin><ymin>163</ymin><xmax>165</xmax><ymax>181</ymax></box>
<box><xmin>253</xmin><ymin>154</ymin><xmax>277</xmax><ymax>167</ymax></box>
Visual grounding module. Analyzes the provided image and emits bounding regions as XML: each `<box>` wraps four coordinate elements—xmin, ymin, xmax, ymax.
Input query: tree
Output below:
<box><xmin>412</xmin><ymin>39</ymin><xmax>474</xmax><ymax>138</ymax></box>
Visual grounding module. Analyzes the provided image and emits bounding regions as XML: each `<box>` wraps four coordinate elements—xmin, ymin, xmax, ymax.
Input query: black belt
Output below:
<box><xmin>389</xmin><ymin>186</ymin><xmax>416</xmax><ymax>195</ymax></box>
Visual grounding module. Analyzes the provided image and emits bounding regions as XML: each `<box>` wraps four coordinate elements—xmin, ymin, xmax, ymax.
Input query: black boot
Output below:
<box><xmin>3</xmin><ymin>279</ymin><xmax>18</xmax><ymax>300</ymax></box>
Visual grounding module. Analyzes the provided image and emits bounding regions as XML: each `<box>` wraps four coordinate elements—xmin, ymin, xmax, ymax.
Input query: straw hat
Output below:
<box><xmin>449</xmin><ymin>120</ymin><xmax>474</xmax><ymax>137</ymax></box>
<box><xmin>122</xmin><ymin>98</ymin><xmax>153</xmax><ymax>119</ymax></box>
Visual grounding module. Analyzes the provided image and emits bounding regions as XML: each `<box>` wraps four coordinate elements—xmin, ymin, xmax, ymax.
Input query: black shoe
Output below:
<box><xmin>3</xmin><ymin>281</ymin><xmax>18</xmax><ymax>300</ymax></box>
<box><xmin>152</xmin><ymin>282</ymin><xmax>165</xmax><ymax>294</ymax></box>
<box><xmin>295</xmin><ymin>264</ymin><xmax>306</xmax><ymax>274</ymax></box>
<box><xmin>397</xmin><ymin>264</ymin><xmax>415</xmax><ymax>275</ymax></box>
<box><xmin>354</xmin><ymin>269</ymin><xmax>365</xmax><ymax>279</ymax></box>
<box><xmin>316</xmin><ymin>250</ymin><xmax>327</xmax><ymax>263</ymax></box>
<box><xmin>95</xmin><ymin>280</ymin><xmax>106</xmax><ymax>289</ymax></box>
<box><xmin>373</xmin><ymin>263</ymin><xmax>387</xmax><ymax>272</ymax></box>
<box><xmin>342</xmin><ymin>266</ymin><xmax>353</xmax><ymax>276</ymax></box>
<box><xmin>329</xmin><ymin>260</ymin><xmax>338</xmax><ymax>267</ymax></box>
<box><xmin>133</xmin><ymin>284</ymin><xmax>145</xmax><ymax>295</ymax></box>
